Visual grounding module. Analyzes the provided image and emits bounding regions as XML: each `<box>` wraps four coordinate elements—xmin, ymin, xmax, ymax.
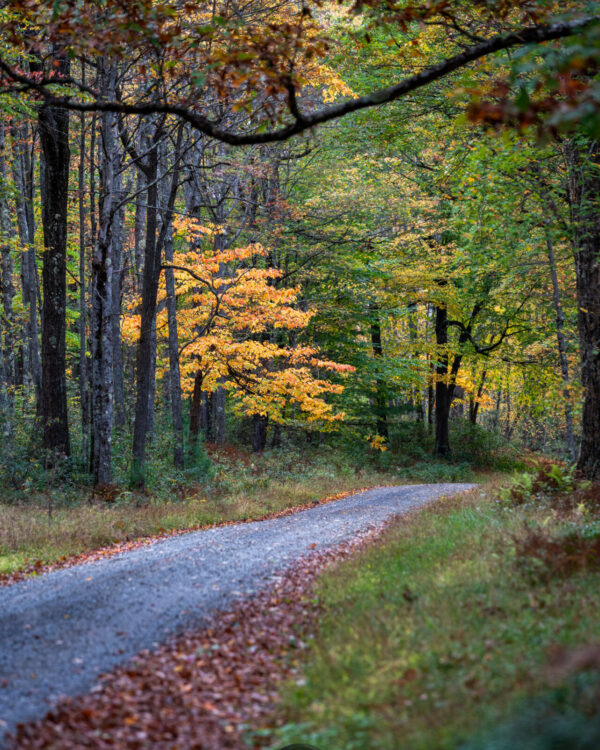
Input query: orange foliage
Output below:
<box><xmin>123</xmin><ymin>218</ymin><xmax>354</xmax><ymax>424</ymax></box>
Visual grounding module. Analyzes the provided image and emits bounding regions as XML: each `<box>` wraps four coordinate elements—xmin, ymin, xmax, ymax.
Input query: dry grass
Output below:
<box><xmin>0</xmin><ymin>468</ymin><xmax>404</xmax><ymax>576</ymax></box>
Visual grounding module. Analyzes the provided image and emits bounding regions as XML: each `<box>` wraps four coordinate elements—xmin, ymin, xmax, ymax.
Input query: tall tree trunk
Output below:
<box><xmin>131</xmin><ymin>129</ymin><xmax>160</xmax><ymax>486</ymax></box>
<box><xmin>565</xmin><ymin>138</ymin><xmax>600</xmax><ymax>478</ymax></box>
<box><xmin>146</xmin><ymin>321</ymin><xmax>157</xmax><ymax>443</ymax></box>
<box><xmin>434</xmin><ymin>304</ymin><xmax>451</xmax><ymax>456</ymax></box>
<box><xmin>0</xmin><ymin>124</ymin><xmax>15</xmax><ymax>411</ymax></box>
<box><xmin>252</xmin><ymin>413</ymin><xmax>269</xmax><ymax>453</ymax></box>
<box><xmin>189</xmin><ymin>368</ymin><xmax>204</xmax><ymax>459</ymax></box>
<box><xmin>434</xmin><ymin>297</ymin><xmax>483</xmax><ymax>455</ymax></box>
<box><xmin>78</xmin><ymin>85</ymin><xmax>90</xmax><ymax>468</ymax></box>
<box><xmin>133</xmin><ymin>138</ymin><xmax>147</xmax><ymax>293</ymax></box>
<box><xmin>37</xmin><ymin>53</ymin><xmax>71</xmax><ymax>459</ymax></box>
<box><xmin>111</xmin><ymin>162</ymin><xmax>126</xmax><ymax>431</ymax></box>
<box><xmin>469</xmin><ymin>370</ymin><xmax>486</xmax><ymax>425</ymax></box>
<box><xmin>369</xmin><ymin>301</ymin><xmax>388</xmax><ymax>439</ymax></box>
<box><xmin>407</xmin><ymin>302</ymin><xmax>424</xmax><ymax>421</ymax></box>
<box><xmin>90</xmin><ymin>64</ymin><xmax>117</xmax><ymax>486</ymax></box>
<box><xmin>545</xmin><ymin>229</ymin><xmax>576</xmax><ymax>461</ymax></box>
<box><xmin>504</xmin><ymin>367</ymin><xmax>512</xmax><ymax>440</ymax></box>
<box><xmin>131</xmin><ymin>120</ymin><xmax>182</xmax><ymax>484</ymax></box>
<box><xmin>11</xmin><ymin>122</ymin><xmax>41</xmax><ymax>402</ymax></box>
<box><xmin>212</xmin><ymin>387</ymin><xmax>226</xmax><ymax>446</ymax></box>
<box><xmin>164</xmin><ymin>224</ymin><xmax>185</xmax><ymax>468</ymax></box>
<box><xmin>202</xmin><ymin>392</ymin><xmax>213</xmax><ymax>441</ymax></box>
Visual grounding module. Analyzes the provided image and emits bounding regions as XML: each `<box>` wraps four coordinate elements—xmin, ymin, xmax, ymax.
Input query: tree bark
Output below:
<box><xmin>10</xmin><ymin>122</ymin><xmax>41</xmax><ymax>402</ymax></box>
<box><xmin>369</xmin><ymin>301</ymin><xmax>388</xmax><ymax>439</ymax></box>
<box><xmin>0</xmin><ymin>124</ymin><xmax>15</xmax><ymax>410</ymax></box>
<box><xmin>130</xmin><ymin>120</ymin><xmax>181</xmax><ymax>484</ymax></box>
<box><xmin>90</xmin><ymin>63</ymin><xmax>117</xmax><ymax>486</ymax></box>
<box><xmin>164</xmin><ymin>223</ymin><xmax>185</xmax><ymax>468</ymax></box>
<box><xmin>37</xmin><ymin>52</ymin><xmax>71</xmax><ymax>459</ymax></box>
<box><xmin>111</xmin><ymin>162</ymin><xmax>126</xmax><ymax>431</ymax></box>
<box><xmin>131</xmin><ymin>127</ymin><xmax>160</xmax><ymax>486</ymax></box>
<box><xmin>78</xmin><ymin>98</ymin><xmax>90</xmax><ymax>466</ymax></box>
<box><xmin>545</xmin><ymin>229</ymin><xmax>576</xmax><ymax>461</ymax></box>
<box><xmin>212</xmin><ymin>387</ymin><xmax>226</xmax><ymax>446</ymax></box>
<box><xmin>565</xmin><ymin>138</ymin><xmax>600</xmax><ymax>479</ymax></box>
<box><xmin>469</xmin><ymin>370</ymin><xmax>486</xmax><ymax>425</ymax></box>
<box><xmin>252</xmin><ymin>413</ymin><xmax>268</xmax><ymax>453</ymax></box>
<box><xmin>434</xmin><ymin>304</ymin><xmax>451</xmax><ymax>456</ymax></box>
<box><xmin>189</xmin><ymin>368</ymin><xmax>204</xmax><ymax>459</ymax></box>
<box><xmin>434</xmin><ymin>299</ymin><xmax>481</xmax><ymax>455</ymax></box>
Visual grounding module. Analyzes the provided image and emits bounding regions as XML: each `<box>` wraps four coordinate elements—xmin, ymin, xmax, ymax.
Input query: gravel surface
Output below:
<box><xmin>0</xmin><ymin>482</ymin><xmax>475</xmax><ymax>742</ymax></box>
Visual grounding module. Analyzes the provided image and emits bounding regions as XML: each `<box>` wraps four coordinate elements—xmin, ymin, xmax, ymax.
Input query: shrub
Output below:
<box><xmin>512</xmin><ymin>521</ymin><xmax>600</xmax><ymax>582</ymax></box>
<box><xmin>500</xmin><ymin>460</ymin><xmax>581</xmax><ymax>508</ymax></box>
<box><xmin>461</xmin><ymin>669</ymin><xmax>600</xmax><ymax>750</ymax></box>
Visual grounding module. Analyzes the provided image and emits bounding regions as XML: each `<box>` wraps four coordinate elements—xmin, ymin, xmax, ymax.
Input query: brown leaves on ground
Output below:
<box><xmin>513</xmin><ymin>522</ymin><xmax>600</xmax><ymax>581</ymax></box>
<box><xmin>546</xmin><ymin>643</ymin><xmax>600</xmax><ymax>684</ymax></box>
<box><xmin>8</xmin><ymin>528</ymin><xmax>381</xmax><ymax>750</ymax></box>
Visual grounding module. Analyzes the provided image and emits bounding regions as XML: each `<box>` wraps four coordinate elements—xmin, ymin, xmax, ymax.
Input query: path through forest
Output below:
<box><xmin>0</xmin><ymin>483</ymin><xmax>475</xmax><ymax>742</ymax></box>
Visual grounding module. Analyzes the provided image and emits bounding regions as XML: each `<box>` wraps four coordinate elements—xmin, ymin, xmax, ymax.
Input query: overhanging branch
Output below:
<box><xmin>1</xmin><ymin>16</ymin><xmax>597</xmax><ymax>145</ymax></box>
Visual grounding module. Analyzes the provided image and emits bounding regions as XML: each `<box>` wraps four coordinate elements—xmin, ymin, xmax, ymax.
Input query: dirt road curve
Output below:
<box><xmin>0</xmin><ymin>482</ymin><xmax>475</xmax><ymax>742</ymax></box>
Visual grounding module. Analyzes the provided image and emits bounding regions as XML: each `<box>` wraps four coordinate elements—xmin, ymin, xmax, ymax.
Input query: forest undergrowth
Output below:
<box><xmin>266</xmin><ymin>461</ymin><xmax>600</xmax><ymax>750</ymax></box>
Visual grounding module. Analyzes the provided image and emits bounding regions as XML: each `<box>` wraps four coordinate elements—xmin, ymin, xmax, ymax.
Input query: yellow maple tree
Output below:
<box><xmin>123</xmin><ymin>217</ymin><xmax>354</xmax><ymax>425</ymax></box>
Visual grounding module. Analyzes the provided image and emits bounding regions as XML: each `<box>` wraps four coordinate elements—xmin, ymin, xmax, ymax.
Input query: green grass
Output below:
<box><xmin>267</xmin><ymin>482</ymin><xmax>600</xmax><ymax>750</ymax></box>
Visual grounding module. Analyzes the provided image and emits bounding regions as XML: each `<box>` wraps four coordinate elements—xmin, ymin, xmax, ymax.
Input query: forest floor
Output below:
<box><xmin>0</xmin><ymin>482</ymin><xmax>474</xmax><ymax>745</ymax></box>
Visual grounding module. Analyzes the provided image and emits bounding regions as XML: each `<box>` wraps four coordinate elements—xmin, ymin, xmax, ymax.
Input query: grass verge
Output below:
<box><xmin>267</xmin><ymin>472</ymin><xmax>600</xmax><ymax>750</ymax></box>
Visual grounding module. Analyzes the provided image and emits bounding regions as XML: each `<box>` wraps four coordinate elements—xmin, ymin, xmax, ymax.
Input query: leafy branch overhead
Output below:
<box><xmin>1</xmin><ymin>2</ymin><xmax>599</xmax><ymax>143</ymax></box>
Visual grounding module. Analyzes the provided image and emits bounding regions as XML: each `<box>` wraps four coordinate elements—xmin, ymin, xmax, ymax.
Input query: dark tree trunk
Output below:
<box><xmin>565</xmin><ymin>138</ymin><xmax>600</xmax><ymax>478</ymax></box>
<box><xmin>90</xmin><ymin>64</ymin><xmax>118</xmax><ymax>486</ymax></box>
<box><xmin>545</xmin><ymin>229</ymin><xmax>576</xmax><ymax>461</ymax></box>
<box><xmin>201</xmin><ymin>392</ymin><xmax>213</xmax><ymax>441</ymax></box>
<box><xmin>252</xmin><ymin>413</ymin><xmax>269</xmax><ymax>453</ymax></box>
<box><xmin>434</xmin><ymin>304</ymin><xmax>451</xmax><ymax>456</ymax></box>
<box><xmin>0</xmin><ymin>124</ymin><xmax>15</xmax><ymax>408</ymax></box>
<box><xmin>130</xmin><ymin>121</ymin><xmax>183</xmax><ymax>484</ymax></box>
<box><xmin>434</xmin><ymin>297</ymin><xmax>483</xmax><ymax>456</ymax></box>
<box><xmin>469</xmin><ymin>370</ymin><xmax>487</xmax><ymax>425</ymax></box>
<box><xmin>131</xmin><ymin>130</ymin><xmax>160</xmax><ymax>486</ymax></box>
<box><xmin>133</xmin><ymin>138</ymin><xmax>147</xmax><ymax>293</ymax></box>
<box><xmin>212</xmin><ymin>387</ymin><xmax>226</xmax><ymax>446</ymax></box>
<box><xmin>164</xmin><ymin>224</ymin><xmax>185</xmax><ymax>468</ymax></box>
<box><xmin>11</xmin><ymin>122</ymin><xmax>41</xmax><ymax>402</ymax></box>
<box><xmin>189</xmin><ymin>368</ymin><xmax>203</xmax><ymax>459</ymax></box>
<box><xmin>37</xmin><ymin>53</ymin><xmax>71</xmax><ymax>459</ymax></box>
<box><xmin>78</xmin><ymin>99</ymin><xmax>90</xmax><ymax>466</ymax></box>
<box><xmin>369</xmin><ymin>301</ymin><xmax>388</xmax><ymax>439</ymax></box>
<box><xmin>146</xmin><ymin>320</ymin><xmax>157</xmax><ymax>443</ymax></box>
<box><xmin>111</xmin><ymin>168</ymin><xmax>127</xmax><ymax>432</ymax></box>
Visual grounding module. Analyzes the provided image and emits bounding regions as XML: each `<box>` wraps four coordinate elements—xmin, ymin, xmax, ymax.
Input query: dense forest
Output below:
<box><xmin>0</xmin><ymin>0</ymin><xmax>599</xmax><ymax>493</ymax></box>
<box><xmin>3</xmin><ymin>3</ymin><xmax>600</xmax><ymax>749</ymax></box>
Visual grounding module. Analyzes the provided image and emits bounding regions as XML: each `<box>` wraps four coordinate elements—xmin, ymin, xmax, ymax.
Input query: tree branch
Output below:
<box><xmin>1</xmin><ymin>16</ymin><xmax>596</xmax><ymax>145</ymax></box>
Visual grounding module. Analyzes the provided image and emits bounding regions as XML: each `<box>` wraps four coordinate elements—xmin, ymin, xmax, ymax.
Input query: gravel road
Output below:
<box><xmin>0</xmin><ymin>482</ymin><xmax>475</xmax><ymax>741</ymax></box>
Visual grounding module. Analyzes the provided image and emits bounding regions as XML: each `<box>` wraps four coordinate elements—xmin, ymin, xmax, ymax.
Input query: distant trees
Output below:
<box><xmin>0</xmin><ymin>0</ymin><xmax>598</xmax><ymax>482</ymax></box>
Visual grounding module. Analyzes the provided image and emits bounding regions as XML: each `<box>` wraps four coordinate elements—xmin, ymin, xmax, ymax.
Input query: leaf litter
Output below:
<box><xmin>7</xmin><ymin>524</ymin><xmax>385</xmax><ymax>749</ymax></box>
